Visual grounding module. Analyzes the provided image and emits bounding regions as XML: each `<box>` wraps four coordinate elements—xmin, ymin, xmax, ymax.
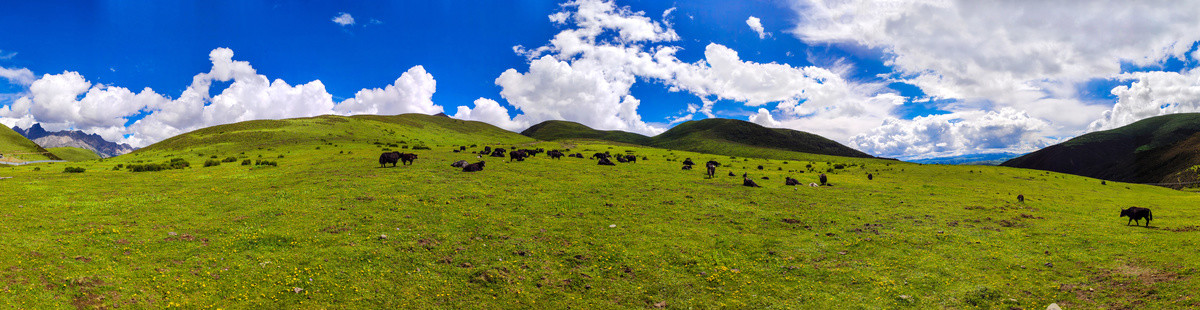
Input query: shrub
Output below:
<box><xmin>834</xmin><ymin>164</ymin><xmax>846</xmax><ymax>169</ymax></box>
<box><xmin>222</xmin><ymin>157</ymin><xmax>238</xmax><ymax>163</ymax></box>
<box><xmin>63</xmin><ymin>167</ymin><xmax>85</xmax><ymax>173</ymax></box>
<box><xmin>277</xmin><ymin>155</ymin><xmax>284</xmax><ymax>158</ymax></box>
<box><xmin>168</xmin><ymin>158</ymin><xmax>190</xmax><ymax>169</ymax></box>
<box><xmin>204</xmin><ymin>160</ymin><xmax>221</xmax><ymax>167</ymax></box>
<box><xmin>210</xmin><ymin>155</ymin><xmax>218</xmax><ymax>159</ymax></box>
<box><xmin>32</xmin><ymin>167</ymin><xmax>40</xmax><ymax>171</ymax></box>
<box><xmin>112</xmin><ymin>166</ymin><xmax>121</xmax><ymax>171</ymax></box>
<box><xmin>254</xmin><ymin>160</ymin><xmax>278</xmax><ymax>167</ymax></box>
<box><xmin>241</xmin><ymin>159</ymin><xmax>252</xmax><ymax>166</ymax></box>
<box><xmin>412</xmin><ymin>145</ymin><xmax>431</xmax><ymax>150</ymax></box>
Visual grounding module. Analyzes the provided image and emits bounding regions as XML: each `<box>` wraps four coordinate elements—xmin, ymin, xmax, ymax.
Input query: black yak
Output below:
<box><xmin>757</xmin><ymin>165</ymin><xmax>764</xmax><ymax>170</ymax></box>
<box><xmin>706</xmin><ymin>161</ymin><xmax>719</xmax><ymax>178</ymax></box>
<box><xmin>867</xmin><ymin>173</ymin><xmax>874</xmax><ymax>180</ymax></box>
<box><xmin>400</xmin><ymin>153</ymin><xmax>418</xmax><ymax>165</ymax></box>
<box><xmin>624</xmin><ymin>155</ymin><xmax>637</xmax><ymax>163</ymax></box>
<box><xmin>682</xmin><ymin>158</ymin><xmax>695</xmax><ymax>166</ymax></box>
<box><xmin>682</xmin><ymin>164</ymin><xmax>693</xmax><ymax>170</ymax></box>
<box><xmin>450</xmin><ymin>160</ymin><xmax>468</xmax><ymax>168</ymax></box>
<box><xmin>462</xmin><ymin>161</ymin><xmax>486</xmax><ymax>172</ymax></box>
<box><xmin>616</xmin><ymin>156</ymin><xmax>628</xmax><ymax>163</ymax></box>
<box><xmin>379</xmin><ymin>152</ymin><xmax>401</xmax><ymax>167</ymax></box>
<box><xmin>1120</xmin><ymin>207</ymin><xmax>1152</xmax><ymax>227</ymax></box>
<box><xmin>598</xmin><ymin>157</ymin><xmax>616</xmax><ymax>166</ymax></box>
<box><xmin>592</xmin><ymin>153</ymin><xmax>610</xmax><ymax>160</ymax></box>
<box><xmin>742</xmin><ymin>177</ymin><xmax>761</xmax><ymax>187</ymax></box>
<box><xmin>490</xmin><ymin>148</ymin><xmax>507</xmax><ymax>157</ymax></box>
<box><xmin>785</xmin><ymin>177</ymin><xmax>800</xmax><ymax>186</ymax></box>
<box><xmin>548</xmin><ymin>150</ymin><xmax>564</xmax><ymax>159</ymax></box>
<box><xmin>509</xmin><ymin>150</ymin><xmax>528</xmax><ymax>162</ymax></box>
<box><xmin>482</xmin><ymin>146</ymin><xmax>492</xmax><ymax>154</ymax></box>
<box><xmin>728</xmin><ymin>171</ymin><xmax>735</xmax><ymax>177</ymax></box>
<box><xmin>819</xmin><ymin>173</ymin><xmax>828</xmax><ymax>186</ymax></box>
<box><xmin>1017</xmin><ymin>194</ymin><xmax>1024</xmax><ymax>203</ymax></box>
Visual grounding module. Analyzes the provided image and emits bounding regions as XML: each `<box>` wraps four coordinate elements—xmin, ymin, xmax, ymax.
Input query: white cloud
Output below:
<box><xmin>332</xmin><ymin>12</ymin><xmax>355</xmax><ymax>26</ymax></box>
<box><xmin>4</xmin><ymin>47</ymin><xmax>440</xmax><ymax>148</ymax></box>
<box><xmin>0</xmin><ymin>50</ymin><xmax>15</xmax><ymax>60</ymax></box>
<box><xmin>334</xmin><ymin>66</ymin><xmax>441</xmax><ymax>115</ymax></box>
<box><xmin>791</xmin><ymin>0</ymin><xmax>1200</xmax><ymax>156</ymax></box>
<box><xmin>849</xmin><ymin>108</ymin><xmax>1051</xmax><ymax>160</ymax></box>
<box><xmin>746</xmin><ymin>16</ymin><xmax>768</xmax><ymax>39</ymax></box>
<box><xmin>452</xmin><ymin>98</ymin><xmax>529</xmax><ymax>131</ymax></box>
<box><xmin>1089</xmin><ymin>68</ymin><xmax>1200</xmax><ymax>131</ymax></box>
<box><xmin>0</xmin><ymin>66</ymin><xmax>35</xmax><ymax>86</ymax></box>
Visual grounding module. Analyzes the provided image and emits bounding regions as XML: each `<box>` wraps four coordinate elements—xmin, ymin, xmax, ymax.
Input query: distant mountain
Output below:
<box><xmin>521</xmin><ymin>120</ymin><xmax>652</xmax><ymax>145</ymax></box>
<box><xmin>1</xmin><ymin>125</ymin><xmax>59</xmax><ymax>162</ymax></box>
<box><xmin>908</xmin><ymin>152</ymin><xmax>1024</xmax><ymax>165</ymax></box>
<box><xmin>1001</xmin><ymin>113</ymin><xmax>1200</xmax><ymax>185</ymax></box>
<box><xmin>521</xmin><ymin>118</ymin><xmax>874</xmax><ymax>159</ymax></box>
<box><xmin>12</xmin><ymin>123</ymin><xmax>135</xmax><ymax>158</ymax></box>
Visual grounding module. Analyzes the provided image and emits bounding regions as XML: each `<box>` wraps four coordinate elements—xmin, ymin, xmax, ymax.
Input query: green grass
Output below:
<box><xmin>48</xmin><ymin>147</ymin><xmax>102</xmax><ymax>162</ymax></box>
<box><xmin>0</xmin><ymin>125</ymin><xmax>56</xmax><ymax>163</ymax></box>
<box><xmin>1</xmin><ymin>115</ymin><xmax>1198</xmax><ymax>309</ymax></box>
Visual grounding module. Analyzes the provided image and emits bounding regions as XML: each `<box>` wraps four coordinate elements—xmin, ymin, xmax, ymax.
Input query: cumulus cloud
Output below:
<box><xmin>331</xmin><ymin>12</ymin><xmax>355</xmax><ymax>26</ymax></box>
<box><xmin>1089</xmin><ymin>68</ymin><xmax>1200</xmax><ymax>131</ymax></box>
<box><xmin>746</xmin><ymin>16</ymin><xmax>767</xmax><ymax>39</ymax></box>
<box><xmin>2</xmin><ymin>48</ymin><xmax>439</xmax><ymax>147</ymax></box>
<box><xmin>0</xmin><ymin>66</ymin><xmax>35</xmax><ymax>86</ymax></box>
<box><xmin>850</xmin><ymin>108</ymin><xmax>1051</xmax><ymax>160</ymax></box>
<box><xmin>453</xmin><ymin>98</ymin><xmax>529</xmax><ymax>131</ymax></box>
<box><xmin>792</xmin><ymin>0</ymin><xmax>1200</xmax><ymax>156</ymax></box>
<box><xmin>459</xmin><ymin>0</ymin><xmax>893</xmax><ymax>141</ymax></box>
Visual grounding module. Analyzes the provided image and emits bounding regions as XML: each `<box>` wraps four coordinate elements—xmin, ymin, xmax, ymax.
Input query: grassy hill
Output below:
<box><xmin>0</xmin><ymin>114</ymin><xmax>1197</xmax><ymax>309</ymax></box>
<box><xmin>1002</xmin><ymin>113</ymin><xmax>1200</xmax><ymax>185</ymax></box>
<box><xmin>47</xmin><ymin>147</ymin><xmax>102</xmax><ymax>162</ymax></box>
<box><xmin>0</xmin><ymin>125</ymin><xmax>57</xmax><ymax>163</ymax></box>
<box><xmin>522</xmin><ymin>118</ymin><xmax>874</xmax><ymax>161</ymax></box>
<box><xmin>521</xmin><ymin>120</ymin><xmax>652</xmax><ymax>145</ymax></box>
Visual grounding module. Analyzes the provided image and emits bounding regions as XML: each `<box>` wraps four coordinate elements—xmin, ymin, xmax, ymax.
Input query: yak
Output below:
<box><xmin>706</xmin><ymin>161</ymin><xmax>720</xmax><ymax>178</ymax></box>
<box><xmin>742</xmin><ymin>177</ymin><xmax>761</xmax><ymax>187</ymax></box>
<box><xmin>1017</xmin><ymin>194</ymin><xmax>1025</xmax><ymax>203</ymax></box>
<box><xmin>379</xmin><ymin>152</ymin><xmax>402</xmax><ymax>167</ymax></box>
<box><xmin>819</xmin><ymin>173</ymin><xmax>828</xmax><ymax>186</ymax></box>
<box><xmin>616</xmin><ymin>156</ymin><xmax>628</xmax><ymax>163</ymax></box>
<box><xmin>400</xmin><ymin>153</ymin><xmax>418</xmax><ymax>165</ymax></box>
<box><xmin>598</xmin><ymin>157</ymin><xmax>616</xmax><ymax>166</ymax></box>
<box><xmin>462</xmin><ymin>161</ymin><xmax>486</xmax><ymax>172</ymax></box>
<box><xmin>490</xmin><ymin>148</ymin><xmax>507</xmax><ymax>157</ymax></box>
<box><xmin>682</xmin><ymin>164</ymin><xmax>693</xmax><ymax>170</ymax></box>
<box><xmin>1120</xmin><ymin>207</ymin><xmax>1152</xmax><ymax>227</ymax></box>
<box><xmin>450</xmin><ymin>160</ymin><xmax>468</xmax><ymax>168</ymax></box>
<box><xmin>757</xmin><ymin>165</ymin><xmax>764</xmax><ymax>170</ymax></box>
<box><xmin>548</xmin><ymin>150</ymin><xmax>564</xmax><ymax>159</ymax></box>
<box><xmin>509</xmin><ymin>150</ymin><xmax>528</xmax><ymax>162</ymax></box>
<box><xmin>728</xmin><ymin>171</ymin><xmax>735</xmax><ymax>177</ymax></box>
<box><xmin>592</xmin><ymin>153</ymin><xmax>610</xmax><ymax>160</ymax></box>
<box><xmin>868</xmin><ymin>173</ymin><xmax>874</xmax><ymax>180</ymax></box>
<box><xmin>682</xmin><ymin>158</ymin><xmax>695</xmax><ymax>166</ymax></box>
<box><xmin>785</xmin><ymin>177</ymin><xmax>800</xmax><ymax>186</ymax></box>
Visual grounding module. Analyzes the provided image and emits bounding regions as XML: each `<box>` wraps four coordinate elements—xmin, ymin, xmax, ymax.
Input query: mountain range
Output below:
<box><xmin>11</xmin><ymin>123</ymin><xmax>136</xmax><ymax>158</ymax></box>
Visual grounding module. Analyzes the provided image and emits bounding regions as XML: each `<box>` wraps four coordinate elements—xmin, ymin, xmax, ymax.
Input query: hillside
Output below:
<box><xmin>48</xmin><ymin>146</ymin><xmax>102</xmax><ymax>162</ymax></box>
<box><xmin>522</xmin><ymin>118</ymin><xmax>873</xmax><ymax>160</ymax></box>
<box><xmin>12</xmin><ymin>123</ymin><xmax>135</xmax><ymax>158</ymax></box>
<box><xmin>0</xmin><ymin>125</ymin><xmax>58</xmax><ymax>163</ymax></box>
<box><xmin>1002</xmin><ymin>113</ymin><xmax>1200</xmax><ymax>184</ymax></box>
<box><xmin>1</xmin><ymin>114</ymin><xmax>1198</xmax><ymax>309</ymax></box>
<box><xmin>521</xmin><ymin>120</ymin><xmax>652</xmax><ymax>145</ymax></box>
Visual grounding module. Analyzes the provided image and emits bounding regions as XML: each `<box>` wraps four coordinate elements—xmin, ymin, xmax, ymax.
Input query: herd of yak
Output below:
<box><xmin>379</xmin><ymin>146</ymin><xmax>1157</xmax><ymax>228</ymax></box>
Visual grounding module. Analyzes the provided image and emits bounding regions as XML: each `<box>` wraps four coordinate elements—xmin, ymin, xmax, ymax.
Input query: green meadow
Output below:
<box><xmin>1</xmin><ymin>114</ymin><xmax>1197</xmax><ymax>309</ymax></box>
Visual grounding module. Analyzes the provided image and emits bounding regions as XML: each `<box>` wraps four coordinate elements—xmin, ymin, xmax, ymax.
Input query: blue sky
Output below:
<box><xmin>2</xmin><ymin>1</ymin><xmax>1200</xmax><ymax>160</ymax></box>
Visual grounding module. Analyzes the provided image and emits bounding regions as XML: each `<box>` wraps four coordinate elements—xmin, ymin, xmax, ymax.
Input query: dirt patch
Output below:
<box><xmin>1058</xmin><ymin>262</ymin><xmax>1192</xmax><ymax>309</ymax></box>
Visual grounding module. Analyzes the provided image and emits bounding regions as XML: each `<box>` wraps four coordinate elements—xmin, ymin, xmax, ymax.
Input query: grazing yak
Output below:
<box><xmin>682</xmin><ymin>158</ymin><xmax>695</xmax><ymax>166</ymax></box>
<box><xmin>819</xmin><ymin>173</ymin><xmax>828</xmax><ymax>186</ymax></box>
<box><xmin>1121</xmin><ymin>207</ymin><xmax>1152</xmax><ymax>227</ymax></box>
<box><xmin>785</xmin><ymin>177</ymin><xmax>800</xmax><ymax>186</ymax></box>
<box><xmin>742</xmin><ymin>177</ymin><xmax>761</xmax><ymax>187</ymax></box>
<box><xmin>400</xmin><ymin>153</ymin><xmax>418</xmax><ymax>165</ymax></box>
<box><xmin>462</xmin><ymin>161</ymin><xmax>486</xmax><ymax>172</ymax></box>
<box><xmin>548</xmin><ymin>150</ymin><xmax>565</xmax><ymax>159</ymax></box>
<box><xmin>592</xmin><ymin>153</ymin><xmax>610</xmax><ymax>160</ymax></box>
<box><xmin>1017</xmin><ymin>194</ymin><xmax>1025</xmax><ymax>203</ymax></box>
<box><xmin>450</xmin><ymin>160</ymin><xmax>468</xmax><ymax>168</ymax></box>
<box><xmin>624</xmin><ymin>155</ymin><xmax>637</xmax><ymax>163</ymax></box>
<box><xmin>705</xmin><ymin>160</ymin><xmax>720</xmax><ymax>178</ymax></box>
<box><xmin>509</xmin><ymin>150</ymin><xmax>529</xmax><ymax>162</ymax></box>
<box><xmin>616</xmin><ymin>156</ymin><xmax>628</xmax><ymax>163</ymax></box>
<box><xmin>598</xmin><ymin>157</ymin><xmax>616</xmax><ymax>166</ymax></box>
<box><xmin>379</xmin><ymin>152</ymin><xmax>402</xmax><ymax>167</ymax></box>
<box><xmin>868</xmin><ymin>173</ymin><xmax>874</xmax><ymax>180</ymax></box>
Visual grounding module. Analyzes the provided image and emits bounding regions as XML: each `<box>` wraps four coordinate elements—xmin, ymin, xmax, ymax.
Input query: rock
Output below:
<box><xmin>653</xmin><ymin>301</ymin><xmax>667</xmax><ymax>308</ymax></box>
<box><xmin>1046</xmin><ymin>303</ymin><xmax>1062</xmax><ymax>310</ymax></box>
<box><xmin>168</xmin><ymin>232</ymin><xmax>177</xmax><ymax>236</ymax></box>
<box><xmin>378</xmin><ymin>234</ymin><xmax>388</xmax><ymax>240</ymax></box>
<box><xmin>608</xmin><ymin>224</ymin><xmax>616</xmax><ymax>228</ymax></box>
<box><xmin>898</xmin><ymin>295</ymin><xmax>912</xmax><ymax>301</ymax></box>
<box><xmin>292</xmin><ymin>287</ymin><xmax>303</xmax><ymax>293</ymax></box>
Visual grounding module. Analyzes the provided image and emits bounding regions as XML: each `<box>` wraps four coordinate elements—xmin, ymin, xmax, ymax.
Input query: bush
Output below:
<box><xmin>222</xmin><ymin>157</ymin><xmax>238</xmax><ymax>163</ymax></box>
<box><xmin>32</xmin><ymin>167</ymin><xmax>40</xmax><ymax>171</ymax></box>
<box><xmin>833</xmin><ymin>164</ymin><xmax>846</xmax><ymax>169</ymax></box>
<box><xmin>168</xmin><ymin>158</ymin><xmax>190</xmax><ymax>169</ymax></box>
<box><xmin>241</xmin><ymin>159</ymin><xmax>252</xmax><ymax>166</ymax></box>
<box><xmin>210</xmin><ymin>155</ymin><xmax>218</xmax><ymax>159</ymax></box>
<box><xmin>412</xmin><ymin>145</ymin><xmax>431</xmax><ymax>150</ymax></box>
<box><xmin>254</xmin><ymin>160</ymin><xmax>278</xmax><ymax>167</ymax></box>
<box><xmin>112</xmin><ymin>166</ymin><xmax>121</xmax><ymax>171</ymax></box>
<box><xmin>63</xmin><ymin>167</ymin><xmax>85</xmax><ymax>173</ymax></box>
<box><xmin>204</xmin><ymin>160</ymin><xmax>221</xmax><ymax>167</ymax></box>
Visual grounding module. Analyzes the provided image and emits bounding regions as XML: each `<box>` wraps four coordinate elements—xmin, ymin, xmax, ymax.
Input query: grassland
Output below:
<box><xmin>1</xmin><ymin>125</ymin><xmax>56</xmax><ymax>163</ymax></box>
<box><xmin>48</xmin><ymin>147</ymin><xmax>102</xmax><ymax>162</ymax></box>
<box><xmin>0</xmin><ymin>114</ymin><xmax>1197</xmax><ymax>309</ymax></box>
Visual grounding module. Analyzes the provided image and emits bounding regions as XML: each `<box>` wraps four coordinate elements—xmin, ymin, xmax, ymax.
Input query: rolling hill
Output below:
<box><xmin>1002</xmin><ymin>113</ymin><xmax>1200</xmax><ymax>185</ymax></box>
<box><xmin>0</xmin><ymin>125</ymin><xmax>58</xmax><ymax>163</ymax></box>
<box><xmin>521</xmin><ymin>118</ymin><xmax>874</xmax><ymax>160</ymax></box>
<box><xmin>47</xmin><ymin>146</ymin><xmax>102</xmax><ymax>162</ymax></box>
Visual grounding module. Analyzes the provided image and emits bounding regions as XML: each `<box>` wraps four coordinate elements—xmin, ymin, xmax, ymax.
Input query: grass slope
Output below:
<box><xmin>0</xmin><ymin>125</ymin><xmax>57</xmax><ymax>163</ymax></box>
<box><xmin>523</xmin><ymin>118</ymin><xmax>873</xmax><ymax>160</ymax></box>
<box><xmin>522</xmin><ymin>120</ymin><xmax>652</xmax><ymax>145</ymax></box>
<box><xmin>0</xmin><ymin>115</ymin><xmax>1198</xmax><ymax>309</ymax></box>
<box><xmin>48</xmin><ymin>147</ymin><xmax>102</xmax><ymax>162</ymax></box>
<box><xmin>1002</xmin><ymin>113</ymin><xmax>1200</xmax><ymax>184</ymax></box>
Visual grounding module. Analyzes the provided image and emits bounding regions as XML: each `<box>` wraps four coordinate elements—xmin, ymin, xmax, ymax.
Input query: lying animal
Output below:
<box><xmin>462</xmin><ymin>161</ymin><xmax>486</xmax><ymax>172</ymax></box>
<box><xmin>598</xmin><ymin>157</ymin><xmax>616</xmax><ymax>166</ymax></box>
<box><xmin>785</xmin><ymin>177</ymin><xmax>800</xmax><ymax>186</ymax></box>
<box><xmin>450</xmin><ymin>160</ymin><xmax>468</xmax><ymax>168</ymax></box>
<box><xmin>1120</xmin><ymin>207</ymin><xmax>1153</xmax><ymax>227</ymax></box>
<box><xmin>742</xmin><ymin>178</ymin><xmax>761</xmax><ymax>187</ymax></box>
